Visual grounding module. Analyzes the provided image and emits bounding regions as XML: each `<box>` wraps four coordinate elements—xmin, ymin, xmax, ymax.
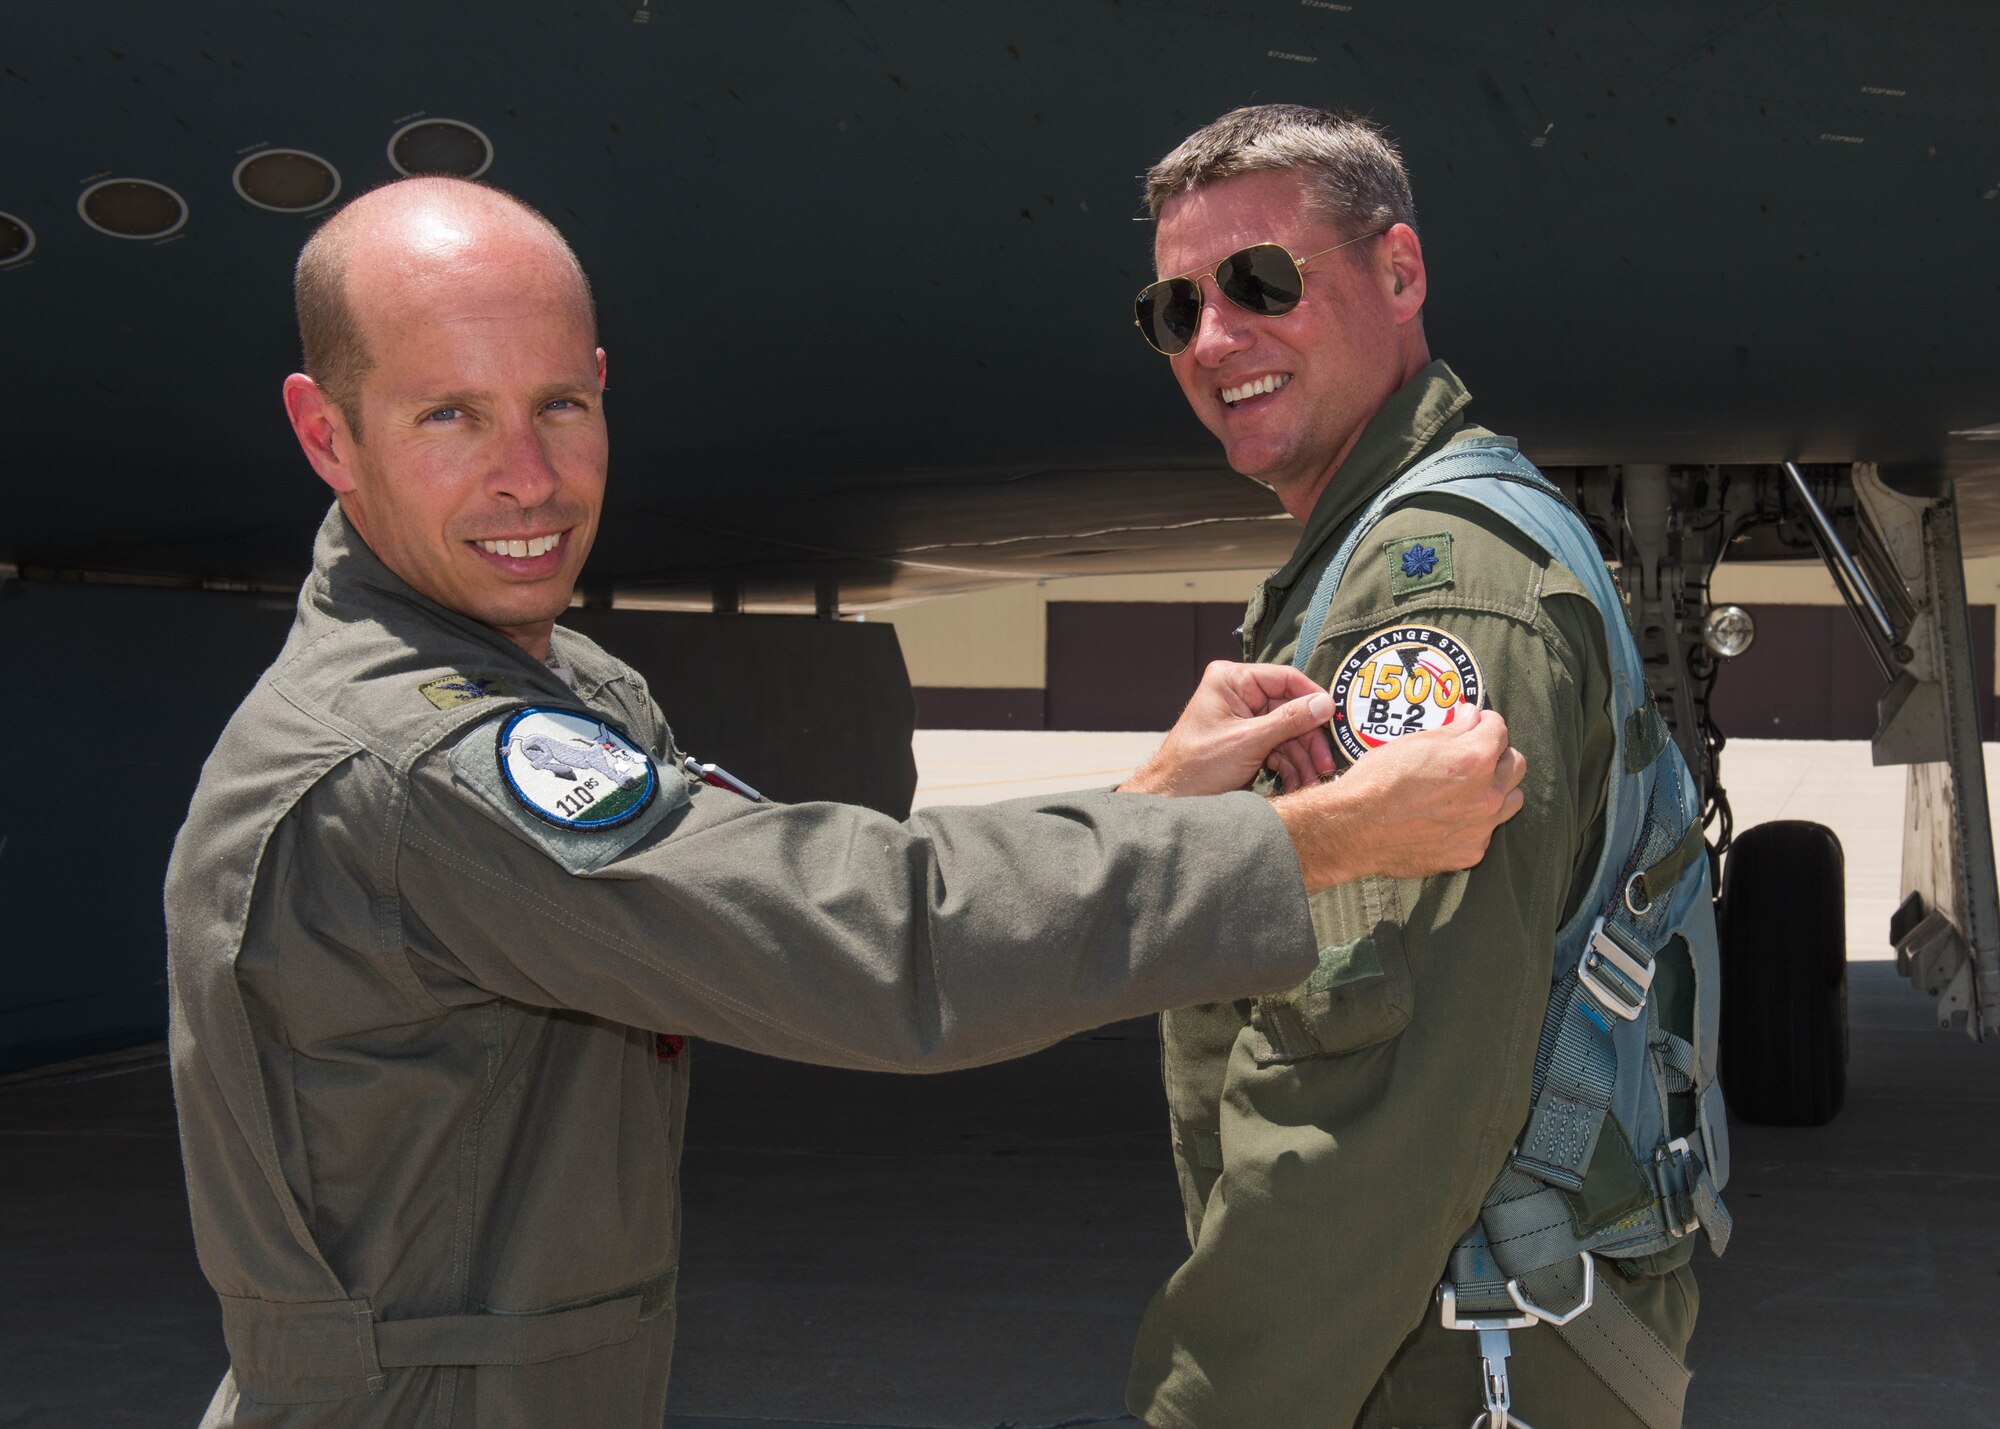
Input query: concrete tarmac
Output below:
<box><xmin>2</xmin><ymin>738</ymin><xmax>1996</xmax><ymax>1428</ymax></box>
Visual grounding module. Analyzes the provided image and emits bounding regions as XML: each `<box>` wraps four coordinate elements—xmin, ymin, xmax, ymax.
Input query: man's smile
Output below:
<box><xmin>1220</xmin><ymin>372</ymin><xmax>1293</xmax><ymax>407</ymax></box>
<box><xmin>468</xmin><ymin>529</ymin><xmax>570</xmax><ymax>572</ymax></box>
<box><xmin>473</xmin><ymin>531</ymin><xmax>564</xmax><ymax>558</ymax></box>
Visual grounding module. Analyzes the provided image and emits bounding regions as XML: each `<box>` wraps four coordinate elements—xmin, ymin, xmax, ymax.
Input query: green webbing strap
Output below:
<box><xmin>1472</xmin><ymin>1164</ymin><xmax>1698</xmax><ymax>1286</ymax></box>
<box><xmin>1691</xmin><ymin>1166</ymin><xmax>1733</xmax><ymax>1256</ymax></box>
<box><xmin>1478</xmin><ymin>1187</ymin><xmax>1590</xmax><ymax>1281</ymax></box>
<box><xmin>1521</xmin><ymin>1258</ymin><xmax>1690</xmax><ymax>1429</ymax></box>
<box><xmin>1632</xmin><ymin>816</ymin><xmax>1706</xmax><ymax>913</ymax></box>
<box><xmin>1650</xmin><ymin>1029</ymin><xmax>1699</xmax><ymax>1093</ymax></box>
<box><xmin>1623</xmin><ymin>706</ymin><xmax>1672</xmax><ymax>774</ymax></box>
<box><xmin>1516</xmin><ymin>802</ymin><xmax>1692</xmax><ymax>1189</ymax></box>
<box><xmin>1513</xmin><ymin>978</ymin><xmax>1620</xmax><ymax>1190</ymax></box>
<box><xmin>1444</xmin><ymin>1235</ymin><xmax>1690</xmax><ymax>1429</ymax></box>
<box><xmin>1442</xmin><ymin>1220</ymin><xmax>1518</xmax><ymax>1318</ymax></box>
<box><xmin>1696</xmin><ymin>1088</ymin><xmax>1731</xmax><ymax>1251</ymax></box>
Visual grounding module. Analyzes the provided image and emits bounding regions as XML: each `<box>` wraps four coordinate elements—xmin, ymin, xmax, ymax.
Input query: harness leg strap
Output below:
<box><xmin>1519</xmin><ymin>1258</ymin><xmax>1690</xmax><ymax>1429</ymax></box>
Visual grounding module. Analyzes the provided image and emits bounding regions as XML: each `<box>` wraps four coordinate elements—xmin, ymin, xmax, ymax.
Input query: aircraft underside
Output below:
<box><xmin>3</xmin><ymin>0</ymin><xmax>1998</xmax><ymax>1084</ymax></box>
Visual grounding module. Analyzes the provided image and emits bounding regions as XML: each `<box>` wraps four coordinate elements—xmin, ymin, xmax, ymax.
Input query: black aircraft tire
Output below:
<box><xmin>1718</xmin><ymin>819</ymin><xmax>1849</xmax><ymax>1127</ymax></box>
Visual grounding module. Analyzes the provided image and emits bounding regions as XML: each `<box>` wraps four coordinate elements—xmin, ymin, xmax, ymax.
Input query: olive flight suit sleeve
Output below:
<box><xmin>392</xmin><ymin>750</ymin><xmax>1320</xmax><ymax>1073</ymax></box>
<box><xmin>1128</xmin><ymin>498</ymin><xmax>1612</xmax><ymax>1428</ymax></box>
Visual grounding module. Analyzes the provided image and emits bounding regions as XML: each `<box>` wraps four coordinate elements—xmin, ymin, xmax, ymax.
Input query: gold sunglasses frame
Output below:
<box><xmin>1132</xmin><ymin>228</ymin><xmax>1389</xmax><ymax>356</ymax></box>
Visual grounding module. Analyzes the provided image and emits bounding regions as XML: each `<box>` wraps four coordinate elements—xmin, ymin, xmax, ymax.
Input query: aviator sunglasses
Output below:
<box><xmin>1133</xmin><ymin>229</ymin><xmax>1388</xmax><ymax>356</ymax></box>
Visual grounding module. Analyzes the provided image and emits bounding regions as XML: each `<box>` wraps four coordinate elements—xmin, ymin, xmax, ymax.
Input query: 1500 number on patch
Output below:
<box><xmin>1327</xmin><ymin>623</ymin><xmax>1485</xmax><ymax>763</ymax></box>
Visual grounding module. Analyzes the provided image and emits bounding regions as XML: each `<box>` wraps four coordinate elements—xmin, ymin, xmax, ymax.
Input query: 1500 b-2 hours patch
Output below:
<box><xmin>496</xmin><ymin>707</ymin><xmax>657</xmax><ymax>830</ymax></box>
<box><xmin>1328</xmin><ymin>623</ymin><xmax>1485</xmax><ymax>763</ymax></box>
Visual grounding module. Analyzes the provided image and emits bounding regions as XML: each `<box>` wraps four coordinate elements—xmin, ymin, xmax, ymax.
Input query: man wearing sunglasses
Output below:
<box><xmin>163</xmin><ymin>174</ymin><xmax>1535</xmax><ymax>1427</ymax></box>
<box><xmin>1124</xmin><ymin>106</ymin><xmax>1723</xmax><ymax>1429</ymax></box>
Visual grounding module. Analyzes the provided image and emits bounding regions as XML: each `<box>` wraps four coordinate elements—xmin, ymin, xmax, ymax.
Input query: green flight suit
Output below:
<box><xmin>1126</xmin><ymin>363</ymin><xmax>1698</xmax><ymax>1428</ymax></box>
<box><xmin>167</xmin><ymin>506</ymin><xmax>1322</xmax><ymax>1428</ymax></box>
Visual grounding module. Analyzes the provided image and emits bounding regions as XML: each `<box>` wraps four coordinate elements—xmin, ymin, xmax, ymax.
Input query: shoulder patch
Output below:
<box><xmin>420</xmin><ymin>674</ymin><xmax>519</xmax><ymax>710</ymax></box>
<box><xmin>1385</xmin><ymin>532</ymin><xmax>1453</xmax><ymax>597</ymax></box>
<box><xmin>449</xmin><ymin>707</ymin><xmax>692</xmax><ymax>875</ymax></box>
<box><xmin>496</xmin><ymin>708</ymin><xmax>657</xmax><ymax>829</ymax></box>
<box><xmin>1328</xmin><ymin>622</ymin><xmax>1484</xmax><ymax>764</ymax></box>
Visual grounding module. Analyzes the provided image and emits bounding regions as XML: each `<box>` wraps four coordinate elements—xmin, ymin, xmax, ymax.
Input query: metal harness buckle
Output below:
<box><xmin>1504</xmin><ymin>1252</ymin><xmax>1596</xmax><ymax>1326</ymax></box>
<box><xmin>1440</xmin><ymin>1285</ymin><xmax>1534</xmax><ymax>1429</ymax></box>
<box><xmin>1655</xmin><ymin>1136</ymin><xmax>1701</xmax><ymax>1238</ymax></box>
<box><xmin>1578</xmin><ymin>916</ymin><xmax>1654</xmax><ymax>1021</ymax></box>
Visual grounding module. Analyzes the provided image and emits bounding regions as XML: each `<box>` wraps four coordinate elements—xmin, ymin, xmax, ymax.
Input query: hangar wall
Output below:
<box><xmin>0</xmin><ymin>582</ymin><xmax>914</xmax><ymax>1074</ymax></box>
<box><xmin>0</xmin><ymin>582</ymin><xmax>297</xmax><ymax>1074</ymax></box>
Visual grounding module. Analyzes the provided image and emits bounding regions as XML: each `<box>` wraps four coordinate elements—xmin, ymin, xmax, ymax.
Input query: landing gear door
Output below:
<box><xmin>1854</xmin><ymin>465</ymin><xmax>2000</xmax><ymax>1040</ymax></box>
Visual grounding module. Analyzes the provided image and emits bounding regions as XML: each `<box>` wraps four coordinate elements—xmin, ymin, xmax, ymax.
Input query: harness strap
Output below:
<box><xmin>1473</xmin><ymin>1147</ymin><xmax>1728</xmax><ymax>1280</ymax></box>
<box><xmin>1651</xmin><ymin>1029</ymin><xmax>1700</xmax><ymax>1094</ymax></box>
<box><xmin>1289</xmin><ymin>437</ymin><xmax>1550</xmax><ymax>674</ymax></box>
<box><xmin>1623</xmin><ymin>705</ymin><xmax>1672</xmax><ymax>773</ymax></box>
<box><xmin>1485</xmin><ymin>1188</ymin><xmax>1611</xmax><ymax>1276</ymax></box>
<box><xmin>1513</xmin><ymin>975</ymin><xmax>1620</xmax><ymax>1190</ymax></box>
<box><xmin>1632</xmin><ymin>816</ymin><xmax>1707</xmax><ymax>914</ymax></box>
<box><xmin>1524</xmin><ymin>1258</ymin><xmax>1691</xmax><ymax>1429</ymax></box>
<box><xmin>1441</xmin><ymin>1241</ymin><xmax>1689</xmax><ymax>1429</ymax></box>
<box><xmin>1690</xmin><ymin>1164</ymin><xmax>1734</xmax><ymax>1256</ymax></box>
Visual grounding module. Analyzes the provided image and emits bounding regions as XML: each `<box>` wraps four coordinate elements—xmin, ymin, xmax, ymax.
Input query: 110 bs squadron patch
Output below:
<box><xmin>1328</xmin><ymin>623</ymin><xmax>1485</xmax><ymax>764</ymax></box>
<box><xmin>496</xmin><ymin>708</ymin><xmax>658</xmax><ymax>830</ymax></box>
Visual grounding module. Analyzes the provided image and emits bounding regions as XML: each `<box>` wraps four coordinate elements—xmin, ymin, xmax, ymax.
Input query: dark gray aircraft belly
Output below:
<box><xmin>4</xmin><ymin>1</ymin><xmax>1996</xmax><ymax>601</ymax></box>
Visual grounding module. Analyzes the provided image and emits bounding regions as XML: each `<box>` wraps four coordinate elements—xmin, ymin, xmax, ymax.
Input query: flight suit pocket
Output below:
<box><xmin>1161</xmin><ymin>1001</ymin><xmax>1248</xmax><ymax>1240</ymax></box>
<box><xmin>1249</xmin><ymin>875</ymin><xmax>1413</xmax><ymax>1062</ymax></box>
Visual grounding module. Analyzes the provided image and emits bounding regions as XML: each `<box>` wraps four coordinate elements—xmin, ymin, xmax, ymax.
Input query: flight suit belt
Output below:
<box><xmin>217</xmin><ymin>1268</ymin><xmax>678</xmax><ymax>1402</ymax></box>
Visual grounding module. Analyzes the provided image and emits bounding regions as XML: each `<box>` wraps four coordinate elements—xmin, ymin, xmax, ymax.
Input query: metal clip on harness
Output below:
<box><xmin>1579</xmin><ymin>917</ymin><xmax>1654</xmax><ymax>1020</ymax></box>
<box><xmin>1443</xmin><ymin>1254</ymin><xmax>1595</xmax><ymax>1429</ymax></box>
<box><xmin>1654</xmin><ymin>1137</ymin><xmax>1701</xmax><ymax>1238</ymax></box>
<box><xmin>1440</xmin><ymin>1284</ymin><xmax>1533</xmax><ymax>1429</ymax></box>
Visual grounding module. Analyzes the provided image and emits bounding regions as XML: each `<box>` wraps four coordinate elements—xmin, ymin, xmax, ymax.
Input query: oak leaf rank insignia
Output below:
<box><xmin>1386</xmin><ymin>532</ymin><xmax>1453</xmax><ymax>597</ymax></box>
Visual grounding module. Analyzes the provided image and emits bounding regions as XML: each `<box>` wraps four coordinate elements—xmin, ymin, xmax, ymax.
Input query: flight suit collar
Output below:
<box><xmin>303</xmin><ymin>503</ymin><xmax>618</xmax><ymax>699</ymax></box>
<box><xmin>1269</xmin><ymin>360</ymin><xmax>1474</xmax><ymax>594</ymax></box>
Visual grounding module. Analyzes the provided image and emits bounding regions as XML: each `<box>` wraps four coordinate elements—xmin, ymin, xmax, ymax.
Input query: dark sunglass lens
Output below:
<box><xmin>1218</xmin><ymin>244</ymin><xmax>1304</xmax><ymax>315</ymax></box>
<box><xmin>1138</xmin><ymin>278</ymin><xmax>1202</xmax><ymax>354</ymax></box>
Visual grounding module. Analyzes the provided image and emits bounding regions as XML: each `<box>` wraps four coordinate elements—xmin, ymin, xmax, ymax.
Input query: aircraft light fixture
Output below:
<box><xmin>233</xmin><ymin>149</ymin><xmax>342</xmax><ymax>213</ymax></box>
<box><xmin>77</xmin><ymin>178</ymin><xmax>188</xmax><ymax>240</ymax></box>
<box><xmin>0</xmin><ymin>212</ymin><xmax>33</xmax><ymax>265</ymax></box>
<box><xmin>388</xmin><ymin>118</ymin><xmax>493</xmax><ymax>179</ymax></box>
<box><xmin>1703</xmin><ymin>604</ymin><xmax>1756</xmax><ymax>659</ymax></box>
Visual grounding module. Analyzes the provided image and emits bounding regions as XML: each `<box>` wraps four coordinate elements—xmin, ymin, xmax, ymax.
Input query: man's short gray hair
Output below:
<box><xmin>1143</xmin><ymin>103</ymin><xmax>1416</xmax><ymax>238</ymax></box>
